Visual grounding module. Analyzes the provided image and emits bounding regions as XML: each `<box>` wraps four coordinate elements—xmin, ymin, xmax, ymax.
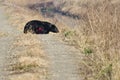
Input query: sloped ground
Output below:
<box><xmin>1</xmin><ymin>1</ymin><xmax>83</xmax><ymax>80</ymax></box>
<box><xmin>0</xmin><ymin>6</ymin><xmax>19</xmax><ymax>80</ymax></box>
<box><xmin>0</xmin><ymin>3</ymin><xmax>48</xmax><ymax>80</ymax></box>
<box><xmin>3</xmin><ymin>0</ymin><xmax>120</xmax><ymax>80</ymax></box>
<box><xmin>38</xmin><ymin>34</ymin><xmax>82</xmax><ymax>80</ymax></box>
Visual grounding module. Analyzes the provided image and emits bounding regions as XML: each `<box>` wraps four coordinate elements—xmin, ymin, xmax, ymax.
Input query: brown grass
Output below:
<box><xmin>2</xmin><ymin>1</ymin><xmax>49</xmax><ymax>80</ymax></box>
<box><xmin>3</xmin><ymin>0</ymin><xmax>120</xmax><ymax>80</ymax></box>
<box><xmin>5</xmin><ymin>0</ymin><xmax>51</xmax><ymax>6</ymax></box>
<box><xmin>0</xmin><ymin>31</ymin><xmax>8</xmax><ymax>37</ymax></box>
<box><xmin>60</xmin><ymin>0</ymin><xmax>120</xmax><ymax>80</ymax></box>
<box><xmin>10</xmin><ymin>73</ymin><xmax>43</xmax><ymax>80</ymax></box>
<box><xmin>7</xmin><ymin>33</ymin><xmax>49</xmax><ymax>80</ymax></box>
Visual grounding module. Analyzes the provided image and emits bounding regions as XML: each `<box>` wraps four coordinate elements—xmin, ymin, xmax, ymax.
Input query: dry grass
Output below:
<box><xmin>3</xmin><ymin>0</ymin><xmax>120</xmax><ymax>80</ymax></box>
<box><xmin>4</xmin><ymin>0</ymin><xmax>55</xmax><ymax>29</ymax></box>
<box><xmin>9</xmin><ymin>73</ymin><xmax>45</xmax><ymax>80</ymax></box>
<box><xmin>5</xmin><ymin>0</ymin><xmax>51</xmax><ymax>6</ymax></box>
<box><xmin>13</xmin><ymin>34</ymin><xmax>40</xmax><ymax>46</ymax></box>
<box><xmin>2</xmin><ymin>0</ymin><xmax>49</xmax><ymax>80</ymax></box>
<box><xmin>0</xmin><ymin>31</ymin><xmax>8</xmax><ymax>37</ymax></box>
<box><xmin>7</xmin><ymin>33</ymin><xmax>49</xmax><ymax>80</ymax></box>
<box><xmin>60</xmin><ymin>0</ymin><xmax>120</xmax><ymax>80</ymax></box>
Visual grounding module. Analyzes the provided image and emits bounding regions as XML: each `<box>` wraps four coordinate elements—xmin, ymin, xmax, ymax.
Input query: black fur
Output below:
<box><xmin>24</xmin><ymin>20</ymin><xmax>59</xmax><ymax>34</ymax></box>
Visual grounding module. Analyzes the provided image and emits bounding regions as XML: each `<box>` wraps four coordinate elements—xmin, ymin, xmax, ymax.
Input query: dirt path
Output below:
<box><xmin>38</xmin><ymin>34</ymin><xmax>82</xmax><ymax>80</ymax></box>
<box><xmin>0</xmin><ymin>6</ymin><xmax>19</xmax><ymax>80</ymax></box>
<box><xmin>0</xmin><ymin>2</ymin><xmax>82</xmax><ymax>80</ymax></box>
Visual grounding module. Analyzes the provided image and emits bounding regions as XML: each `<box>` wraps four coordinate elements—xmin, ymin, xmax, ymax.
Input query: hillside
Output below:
<box><xmin>1</xmin><ymin>0</ymin><xmax>120</xmax><ymax>80</ymax></box>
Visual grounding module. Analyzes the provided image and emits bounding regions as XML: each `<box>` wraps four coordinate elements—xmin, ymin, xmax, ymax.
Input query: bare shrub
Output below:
<box><xmin>75</xmin><ymin>0</ymin><xmax>120</xmax><ymax>80</ymax></box>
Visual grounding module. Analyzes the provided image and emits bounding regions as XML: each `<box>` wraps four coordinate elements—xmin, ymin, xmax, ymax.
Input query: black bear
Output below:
<box><xmin>24</xmin><ymin>20</ymin><xmax>59</xmax><ymax>34</ymax></box>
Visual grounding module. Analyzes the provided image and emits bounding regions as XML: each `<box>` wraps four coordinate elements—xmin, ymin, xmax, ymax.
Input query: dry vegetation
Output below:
<box><xmin>8</xmin><ymin>34</ymin><xmax>48</xmax><ymax>80</ymax></box>
<box><xmin>0</xmin><ymin>31</ymin><xmax>8</xmax><ymax>37</ymax></box>
<box><xmin>2</xmin><ymin>0</ymin><xmax>120</xmax><ymax>80</ymax></box>
<box><xmin>2</xmin><ymin>0</ymin><xmax>50</xmax><ymax>80</ymax></box>
<box><xmin>60</xmin><ymin>0</ymin><xmax>120</xmax><ymax>80</ymax></box>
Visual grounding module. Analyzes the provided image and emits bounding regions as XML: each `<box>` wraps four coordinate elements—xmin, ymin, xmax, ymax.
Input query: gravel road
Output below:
<box><xmin>38</xmin><ymin>34</ymin><xmax>82</xmax><ymax>80</ymax></box>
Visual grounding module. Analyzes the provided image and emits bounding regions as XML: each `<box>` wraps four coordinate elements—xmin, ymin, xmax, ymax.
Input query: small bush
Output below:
<box><xmin>64</xmin><ymin>30</ymin><xmax>75</xmax><ymax>37</ymax></box>
<box><xmin>83</xmin><ymin>48</ymin><xmax>93</xmax><ymax>55</ymax></box>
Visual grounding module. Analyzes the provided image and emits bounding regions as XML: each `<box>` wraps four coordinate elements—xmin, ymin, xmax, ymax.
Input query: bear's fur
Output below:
<box><xmin>24</xmin><ymin>20</ymin><xmax>59</xmax><ymax>34</ymax></box>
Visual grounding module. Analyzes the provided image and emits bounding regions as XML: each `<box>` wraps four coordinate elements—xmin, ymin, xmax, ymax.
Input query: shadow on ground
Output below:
<box><xmin>27</xmin><ymin>1</ymin><xmax>80</xmax><ymax>19</ymax></box>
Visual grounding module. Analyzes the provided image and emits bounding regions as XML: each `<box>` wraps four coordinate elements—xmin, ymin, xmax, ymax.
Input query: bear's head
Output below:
<box><xmin>50</xmin><ymin>24</ymin><xmax>59</xmax><ymax>33</ymax></box>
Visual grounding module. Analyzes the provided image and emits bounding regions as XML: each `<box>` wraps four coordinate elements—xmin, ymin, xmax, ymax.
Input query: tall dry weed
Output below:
<box><xmin>73</xmin><ymin>0</ymin><xmax>120</xmax><ymax>80</ymax></box>
<box><xmin>60</xmin><ymin>0</ymin><xmax>120</xmax><ymax>80</ymax></box>
<box><xmin>3</xmin><ymin>0</ymin><xmax>120</xmax><ymax>79</ymax></box>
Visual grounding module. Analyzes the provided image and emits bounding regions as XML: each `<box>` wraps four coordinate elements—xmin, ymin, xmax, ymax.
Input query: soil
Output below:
<box><xmin>0</xmin><ymin>6</ymin><xmax>19</xmax><ymax>80</ymax></box>
<box><xmin>0</xmin><ymin>3</ymin><xmax>82</xmax><ymax>80</ymax></box>
<box><xmin>38</xmin><ymin>34</ymin><xmax>82</xmax><ymax>80</ymax></box>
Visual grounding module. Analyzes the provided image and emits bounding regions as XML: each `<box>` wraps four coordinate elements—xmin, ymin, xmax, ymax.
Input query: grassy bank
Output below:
<box><xmin>2</xmin><ymin>1</ymin><xmax>49</xmax><ymax>80</ymax></box>
<box><xmin>3</xmin><ymin>0</ymin><xmax>120</xmax><ymax>80</ymax></box>
<box><xmin>8</xmin><ymin>34</ymin><xmax>48</xmax><ymax>80</ymax></box>
<box><xmin>60</xmin><ymin>0</ymin><xmax>120</xmax><ymax>80</ymax></box>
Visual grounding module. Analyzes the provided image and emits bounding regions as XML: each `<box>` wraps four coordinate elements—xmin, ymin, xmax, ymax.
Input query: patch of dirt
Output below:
<box><xmin>1</xmin><ymin>1</ymin><xmax>83</xmax><ymax>80</ymax></box>
<box><xmin>38</xmin><ymin>34</ymin><xmax>83</xmax><ymax>80</ymax></box>
<box><xmin>0</xmin><ymin>5</ymin><xmax>48</xmax><ymax>80</ymax></box>
<box><xmin>0</xmin><ymin>31</ymin><xmax>8</xmax><ymax>37</ymax></box>
<box><xmin>0</xmin><ymin>6</ymin><xmax>20</xmax><ymax>80</ymax></box>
